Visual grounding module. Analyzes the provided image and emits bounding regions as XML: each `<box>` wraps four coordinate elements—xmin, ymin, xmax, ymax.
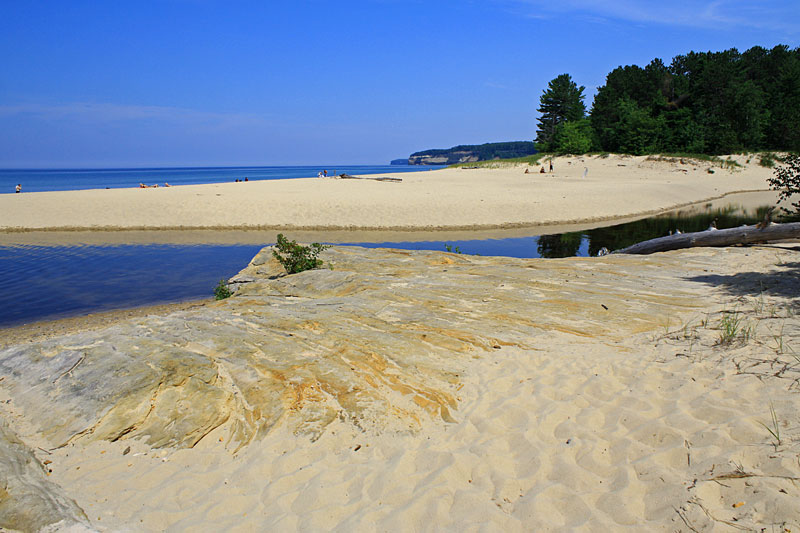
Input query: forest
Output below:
<box><xmin>536</xmin><ymin>45</ymin><xmax>800</xmax><ymax>155</ymax></box>
<box><xmin>409</xmin><ymin>142</ymin><xmax>537</xmax><ymax>163</ymax></box>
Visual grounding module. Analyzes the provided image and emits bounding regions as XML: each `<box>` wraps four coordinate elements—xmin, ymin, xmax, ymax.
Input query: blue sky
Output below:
<box><xmin>1</xmin><ymin>1</ymin><xmax>797</xmax><ymax>167</ymax></box>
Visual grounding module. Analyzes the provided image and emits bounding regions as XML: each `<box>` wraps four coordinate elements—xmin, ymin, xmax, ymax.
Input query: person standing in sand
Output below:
<box><xmin>549</xmin><ymin>160</ymin><xmax>553</xmax><ymax>173</ymax></box>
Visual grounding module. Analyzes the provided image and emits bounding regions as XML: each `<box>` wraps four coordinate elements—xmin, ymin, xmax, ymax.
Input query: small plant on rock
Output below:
<box><xmin>214</xmin><ymin>279</ymin><xmax>233</xmax><ymax>300</ymax></box>
<box><xmin>272</xmin><ymin>233</ymin><xmax>330</xmax><ymax>274</ymax></box>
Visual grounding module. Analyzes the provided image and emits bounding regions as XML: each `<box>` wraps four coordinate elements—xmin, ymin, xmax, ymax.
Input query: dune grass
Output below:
<box><xmin>447</xmin><ymin>151</ymin><xmax>761</xmax><ymax>170</ymax></box>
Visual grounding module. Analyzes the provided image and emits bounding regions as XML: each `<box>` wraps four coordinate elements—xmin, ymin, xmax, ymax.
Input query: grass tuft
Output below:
<box><xmin>758</xmin><ymin>401</ymin><xmax>782</xmax><ymax>449</ymax></box>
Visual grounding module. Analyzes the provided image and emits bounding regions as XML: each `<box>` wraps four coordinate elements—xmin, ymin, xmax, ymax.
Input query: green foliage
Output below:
<box><xmin>536</xmin><ymin>74</ymin><xmax>587</xmax><ymax>152</ymax></box>
<box><xmin>444</xmin><ymin>244</ymin><xmax>462</xmax><ymax>254</ymax></box>
<box><xmin>553</xmin><ymin>119</ymin><xmax>597</xmax><ymax>154</ymax></box>
<box><xmin>758</xmin><ymin>152</ymin><xmax>776</xmax><ymax>167</ymax></box>
<box><xmin>272</xmin><ymin>233</ymin><xmax>330</xmax><ymax>274</ymax></box>
<box><xmin>214</xmin><ymin>279</ymin><xmax>233</xmax><ymax>300</ymax></box>
<box><xmin>645</xmin><ymin>153</ymin><xmax>742</xmax><ymax>169</ymax></box>
<box><xmin>537</xmin><ymin>232</ymin><xmax>583</xmax><ymax>258</ymax></box>
<box><xmin>611</xmin><ymin>98</ymin><xmax>667</xmax><ymax>154</ymax></box>
<box><xmin>588</xmin><ymin>45</ymin><xmax>800</xmax><ymax>155</ymax></box>
<box><xmin>768</xmin><ymin>153</ymin><xmax>800</xmax><ymax>216</ymax></box>
<box><xmin>411</xmin><ymin>142</ymin><xmax>537</xmax><ymax>162</ymax></box>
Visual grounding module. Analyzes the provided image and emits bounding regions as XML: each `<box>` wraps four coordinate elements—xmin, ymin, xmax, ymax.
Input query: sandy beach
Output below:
<box><xmin>1</xmin><ymin>154</ymin><xmax>798</xmax><ymax>532</ymax></box>
<box><xmin>0</xmin><ymin>155</ymin><xmax>779</xmax><ymax>236</ymax></box>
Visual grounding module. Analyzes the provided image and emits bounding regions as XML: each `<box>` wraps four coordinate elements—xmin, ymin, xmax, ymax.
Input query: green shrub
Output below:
<box><xmin>272</xmin><ymin>234</ymin><xmax>330</xmax><ymax>274</ymax></box>
<box><xmin>214</xmin><ymin>279</ymin><xmax>233</xmax><ymax>300</ymax></box>
<box><xmin>768</xmin><ymin>153</ymin><xmax>800</xmax><ymax>217</ymax></box>
<box><xmin>758</xmin><ymin>152</ymin><xmax>776</xmax><ymax>168</ymax></box>
<box><xmin>553</xmin><ymin>118</ymin><xmax>597</xmax><ymax>154</ymax></box>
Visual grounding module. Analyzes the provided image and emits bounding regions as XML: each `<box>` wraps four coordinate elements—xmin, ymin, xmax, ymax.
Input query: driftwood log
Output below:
<box><xmin>613</xmin><ymin>222</ymin><xmax>800</xmax><ymax>255</ymax></box>
<box><xmin>338</xmin><ymin>174</ymin><xmax>402</xmax><ymax>182</ymax></box>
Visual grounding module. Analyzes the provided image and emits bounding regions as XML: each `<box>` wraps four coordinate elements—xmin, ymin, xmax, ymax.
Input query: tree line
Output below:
<box><xmin>410</xmin><ymin>142</ymin><xmax>537</xmax><ymax>161</ymax></box>
<box><xmin>536</xmin><ymin>45</ymin><xmax>800</xmax><ymax>155</ymax></box>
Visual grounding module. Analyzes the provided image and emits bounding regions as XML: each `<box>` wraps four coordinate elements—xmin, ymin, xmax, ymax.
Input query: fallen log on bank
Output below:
<box><xmin>613</xmin><ymin>222</ymin><xmax>800</xmax><ymax>255</ymax></box>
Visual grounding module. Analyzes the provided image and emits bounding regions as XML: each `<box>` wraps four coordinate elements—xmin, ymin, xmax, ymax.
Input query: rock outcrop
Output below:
<box><xmin>1</xmin><ymin>244</ymin><xmax>793</xmax><ymax>527</ymax></box>
<box><xmin>0</xmin><ymin>245</ymin><xmax>711</xmax><ymax>453</ymax></box>
<box><xmin>408</xmin><ymin>151</ymin><xmax>479</xmax><ymax>165</ymax></box>
<box><xmin>0</xmin><ymin>419</ymin><xmax>91</xmax><ymax>532</ymax></box>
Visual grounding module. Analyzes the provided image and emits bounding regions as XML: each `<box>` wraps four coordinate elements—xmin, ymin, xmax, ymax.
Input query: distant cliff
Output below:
<box><xmin>408</xmin><ymin>141</ymin><xmax>536</xmax><ymax>165</ymax></box>
<box><xmin>390</xmin><ymin>158</ymin><xmax>409</xmax><ymax>165</ymax></box>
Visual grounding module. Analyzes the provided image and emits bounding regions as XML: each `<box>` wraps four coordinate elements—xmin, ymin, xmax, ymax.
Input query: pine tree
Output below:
<box><xmin>535</xmin><ymin>74</ymin><xmax>586</xmax><ymax>152</ymax></box>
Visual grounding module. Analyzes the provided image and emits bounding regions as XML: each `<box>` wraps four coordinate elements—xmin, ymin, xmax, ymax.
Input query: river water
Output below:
<box><xmin>0</xmin><ymin>202</ymin><xmax>773</xmax><ymax>327</ymax></box>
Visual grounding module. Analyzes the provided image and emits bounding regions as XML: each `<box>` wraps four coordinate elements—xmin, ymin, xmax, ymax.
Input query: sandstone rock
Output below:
<box><xmin>0</xmin><ymin>245</ymin><xmax>728</xmax><ymax>455</ymax></box>
<box><xmin>0</xmin><ymin>418</ymin><xmax>91</xmax><ymax>532</ymax></box>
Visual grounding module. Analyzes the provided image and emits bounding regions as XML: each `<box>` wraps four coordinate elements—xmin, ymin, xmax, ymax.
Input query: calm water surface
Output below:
<box><xmin>0</xmin><ymin>206</ymin><xmax>771</xmax><ymax>327</ymax></box>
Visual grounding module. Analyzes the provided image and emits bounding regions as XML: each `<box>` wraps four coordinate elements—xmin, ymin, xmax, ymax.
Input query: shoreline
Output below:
<box><xmin>0</xmin><ymin>298</ymin><xmax>211</xmax><ymax>348</ymax></box>
<box><xmin>0</xmin><ymin>185</ymin><xmax>782</xmax><ymax>335</ymax></box>
<box><xmin>0</xmin><ymin>154</ymin><xmax>782</xmax><ymax>238</ymax></box>
<box><xmin>0</xmin><ymin>189</ymin><xmax>780</xmax><ymax>246</ymax></box>
<box><xmin>0</xmin><ymin>187</ymin><xmax>772</xmax><ymax>233</ymax></box>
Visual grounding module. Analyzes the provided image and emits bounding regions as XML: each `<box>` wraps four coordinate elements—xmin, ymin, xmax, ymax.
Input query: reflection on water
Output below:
<box><xmin>351</xmin><ymin>205</ymin><xmax>771</xmax><ymax>259</ymax></box>
<box><xmin>0</xmin><ymin>204</ymin><xmax>773</xmax><ymax>327</ymax></box>
<box><xmin>541</xmin><ymin>204</ymin><xmax>773</xmax><ymax>258</ymax></box>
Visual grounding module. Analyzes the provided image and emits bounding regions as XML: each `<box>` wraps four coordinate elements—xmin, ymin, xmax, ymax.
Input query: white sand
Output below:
<box><xmin>0</xmin><ymin>154</ymin><xmax>779</xmax><ymax>233</ymax></box>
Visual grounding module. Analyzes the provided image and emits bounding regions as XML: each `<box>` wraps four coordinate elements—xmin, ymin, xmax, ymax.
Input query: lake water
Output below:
<box><xmin>0</xmin><ymin>164</ymin><xmax>442</xmax><ymax>193</ymax></box>
<box><xmin>0</xmin><ymin>205</ymin><xmax>770</xmax><ymax>327</ymax></box>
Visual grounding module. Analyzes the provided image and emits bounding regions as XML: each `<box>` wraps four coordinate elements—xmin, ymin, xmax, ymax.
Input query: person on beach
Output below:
<box><xmin>164</xmin><ymin>183</ymin><xmax>171</xmax><ymax>187</ymax></box>
<box><xmin>549</xmin><ymin>160</ymin><xmax>553</xmax><ymax>173</ymax></box>
<box><xmin>15</xmin><ymin>184</ymin><xmax>21</xmax><ymax>193</ymax></box>
<box><xmin>318</xmin><ymin>171</ymin><xmax>323</xmax><ymax>178</ymax></box>
<box><xmin>139</xmin><ymin>183</ymin><xmax>146</xmax><ymax>188</ymax></box>
<box><xmin>540</xmin><ymin>166</ymin><xmax>545</xmax><ymax>173</ymax></box>
<box><xmin>324</xmin><ymin>170</ymin><xmax>328</xmax><ymax>177</ymax></box>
